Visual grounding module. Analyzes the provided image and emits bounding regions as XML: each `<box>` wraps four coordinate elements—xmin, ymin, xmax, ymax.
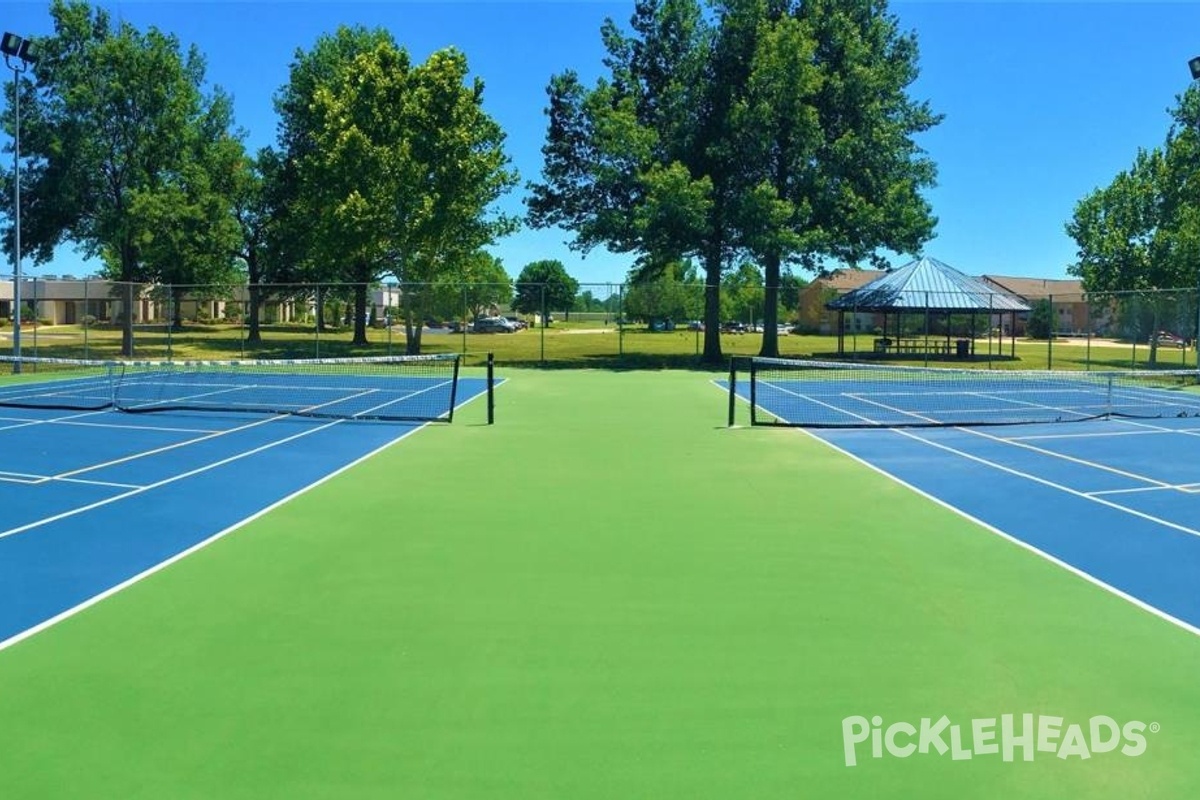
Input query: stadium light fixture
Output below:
<box><xmin>3</xmin><ymin>32</ymin><xmax>38</xmax><ymax>373</ymax></box>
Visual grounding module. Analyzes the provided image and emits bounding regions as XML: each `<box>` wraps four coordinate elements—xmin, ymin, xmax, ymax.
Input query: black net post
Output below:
<box><xmin>446</xmin><ymin>355</ymin><xmax>461</xmax><ymax>423</ymax></box>
<box><xmin>749</xmin><ymin>357</ymin><xmax>759</xmax><ymax>425</ymax></box>
<box><xmin>487</xmin><ymin>352</ymin><xmax>495</xmax><ymax>425</ymax></box>
<box><xmin>727</xmin><ymin>357</ymin><xmax>738</xmax><ymax>427</ymax></box>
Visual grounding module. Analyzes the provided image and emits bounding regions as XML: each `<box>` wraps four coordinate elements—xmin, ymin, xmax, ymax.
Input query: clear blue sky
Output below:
<box><xmin>5</xmin><ymin>0</ymin><xmax>1200</xmax><ymax>287</ymax></box>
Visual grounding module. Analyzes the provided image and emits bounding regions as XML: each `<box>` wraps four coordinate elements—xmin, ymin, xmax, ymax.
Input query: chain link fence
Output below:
<box><xmin>2</xmin><ymin>279</ymin><xmax>1199</xmax><ymax>370</ymax></box>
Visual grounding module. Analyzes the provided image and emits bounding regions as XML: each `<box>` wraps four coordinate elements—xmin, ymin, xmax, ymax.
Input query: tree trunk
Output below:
<box><xmin>352</xmin><ymin>283</ymin><xmax>369</xmax><ymax>346</ymax></box>
<box><xmin>315</xmin><ymin>286</ymin><xmax>326</xmax><ymax>332</ymax></box>
<box><xmin>247</xmin><ymin>283</ymin><xmax>263</xmax><ymax>344</ymax></box>
<box><xmin>758</xmin><ymin>251</ymin><xmax>781</xmax><ymax>358</ymax></box>
<box><xmin>404</xmin><ymin>289</ymin><xmax>419</xmax><ymax>355</ymax></box>
<box><xmin>246</xmin><ymin>252</ymin><xmax>263</xmax><ymax>344</ymax></box>
<box><xmin>172</xmin><ymin>287</ymin><xmax>185</xmax><ymax>330</ymax></box>
<box><xmin>702</xmin><ymin>249</ymin><xmax>723</xmax><ymax>364</ymax></box>
<box><xmin>121</xmin><ymin>280</ymin><xmax>135</xmax><ymax>357</ymax></box>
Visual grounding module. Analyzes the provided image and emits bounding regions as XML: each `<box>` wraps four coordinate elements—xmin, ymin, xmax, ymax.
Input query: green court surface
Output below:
<box><xmin>1</xmin><ymin>368</ymin><xmax>1200</xmax><ymax>798</ymax></box>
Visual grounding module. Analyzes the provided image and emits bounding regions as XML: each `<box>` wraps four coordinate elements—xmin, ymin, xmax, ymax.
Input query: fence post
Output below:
<box><xmin>167</xmin><ymin>286</ymin><xmax>174</xmax><ymax>361</ymax></box>
<box><xmin>540</xmin><ymin>283</ymin><xmax>546</xmax><ymax>365</ymax></box>
<box><xmin>618</xmin><ymin>284</ymin><xmax>625</xmax><ymax>358</ymax></box>
<box><xmin>31</xmin><ymin>278</ymin><xmax>38</xmax><ymax>360</ymax></box>
<box><xmin>1047</xmin><ymin>293</ymin><xmax>1053</xmax><ymax>371</ymax></box>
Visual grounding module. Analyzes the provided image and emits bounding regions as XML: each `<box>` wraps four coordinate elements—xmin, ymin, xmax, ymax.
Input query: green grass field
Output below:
<box><xmin>1</xmin><ymin>368</ymin><xmax>1199</xmax><ymax>798</ymax></box>
<box><xmin>6</xmin><ymin>320</ymin><xmax>1198</xmax><ymax>372</ymax></box>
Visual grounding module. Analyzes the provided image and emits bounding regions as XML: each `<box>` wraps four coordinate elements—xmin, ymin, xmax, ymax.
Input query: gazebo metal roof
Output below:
<box><xmin>826</xmin><ymin>257</ymin><xmax>1031</xmax><ymax>313</ymax></box>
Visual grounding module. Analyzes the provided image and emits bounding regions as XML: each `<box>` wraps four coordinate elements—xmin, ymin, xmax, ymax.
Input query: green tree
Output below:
<box><xmin>116</xmin><ymin>107</ymin><xmax>246</xmax><ymax>329</ymax></box>
<box><xmin>428</xmin><ymin>250</ymin><xmax>512</xmax><ymax>323</ymax></box>
<box><xmin>9</xmin><ymin>0</ymin><xmax>240</xmax><ymax>354</ymax></box>
<box><xmin>513</xmin><ymin>260</ymin><xmax>579</xmax><ymax>325</ymax></box>
<box><xmin>722</xmin><ymin>261</ymin><xmax>765</xmax><ymax>324</ymax></box>
<box><xmin>1066</xmin><ymin>149</ymin><xmax>1168</xmax><ymax>294</ymax></box>
<box><xmin>624</xmin><ymin>261</ymin><xmax>703</xmax><ymax>323</ymax></box>
<box><xmin>529</xmin><ymin>0</ymin><xmax>938</xmax><ymax>362</ymax></box>
<box><xmin>280</xmin><ymin>29</ymin><xmax>517</xmax><ymax>350</ymax></box>
<box><xmin>1025</xmin><ymin>298</ymin><xmax>1054</xmax><ymax>340</ymax></box>
<box><xmin>730</xmin><ymin>0</ymin><xmax>940</xmax><ymax>357</ymax></box>
<box><xmin>230</xmin><ymin>149</ymin><xmax>283</xmax><ymax>344</ymax></box>
<box><xmin>778</xmin><ymin>271</ymin><xmax>806</xmax><ymax>321</ymax></box>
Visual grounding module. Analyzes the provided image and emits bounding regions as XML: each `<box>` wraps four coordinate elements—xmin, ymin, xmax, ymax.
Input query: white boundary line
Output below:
<box><xmin>0</xmin><ymin>422</ymin><xmax>423</xmax><ymax>654</ymax></box>
<box><xmin>802</xmin><ymin>427</ymin><xmax>1200</xmax><ymax>639</ymax></box>
<box><xmin>719</xmin><ymin>378</ymin><xmax>1200</xmax><ymax>639</ymax></box>
<box><xmin>0</xmin><ymin>378</ymin><xmax>501</xmax><ymax>654</ymax></box>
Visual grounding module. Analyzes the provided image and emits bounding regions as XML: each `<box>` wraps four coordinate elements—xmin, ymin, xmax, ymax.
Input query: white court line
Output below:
<box><xmin>801</xmin><ymin>427</ymin><xmax>1200</xmax><ymax>639</ymax></box>
<box><xmin>0</xmin><ymin>380</ymin><xmax>502</xmax><ymax>655</ymax></box>
<box><xmin>30</xmin><ymin>411</ymin><xmax>313</xmax><ymax>486</ymax></box>
<box><xmin>723</xmin><ymin>382</ymin><xmax>1200</xmax><ymax>639</ymax></box>
<box><xmin>0</xmin><ymin>471</ymin><xmax>144</xmax><ymax>489</ymax></box>
<box><xmin>0</xmin><ymin>420</ymin><xmax>342</xmax><ymax>542</ymax></box>
<box><xmin>0</xmin><ymin>407</ymin><xmax>118</xmax><ymax>434</ymax></box>
<box><xmin>849</xmin><ymin>393</ymin><xmax>1177</xmax><ymax>492</ymax></box>
<box><xmin>29</xmin><ymin>375</ymin><xmax>375</xmax><ymax>486</ymax></box>
<box><xmin>351</xmin><ymin>378</ymin><xmax>455</xmax><ymax>418</ymax></box>
<box><xmin>1006</xmin><ymin>429</ymin><xmax>1188</xmax><ymax>441</ymax></box>
<box><xmin>758</xmin><ymin>381</ymin><xmax>883</xmax><ymax>426</ymax></box>
<box><xmin>1088</xmin><ymin>484</ymin><xmax>1200</xmax><ymax>497</ymax></box>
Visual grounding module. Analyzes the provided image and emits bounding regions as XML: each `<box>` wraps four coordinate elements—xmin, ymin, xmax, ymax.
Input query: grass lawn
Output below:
<box><xmin>0</xmin><ymin>368</ymin><xmax>1198</xmax><ymax>798</ymax></box>
<box><xmin>6</xmin><ymin>321</ymin><xmax>1198</xmax><ymax>373</ymax></box>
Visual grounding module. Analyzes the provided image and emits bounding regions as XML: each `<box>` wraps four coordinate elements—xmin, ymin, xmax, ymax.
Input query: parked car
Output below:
<box><xmin>721</xmin><ymin>321</ymin><xmax>748</xmax><ymax>334</ymax></box>
<box><xmin>473</xmin><ymin>316</ymin><xmax>518</xmax><ymax>333</ymax></box>
<box><xmin>505</xmin><ymin>316</ymin><xmax>529</xmax><ymax>330</ymax></box>
<box><xmin>1152</xmin><ymin>331</ymin><xmax>1186</xmax><ymax>348</ymax></box>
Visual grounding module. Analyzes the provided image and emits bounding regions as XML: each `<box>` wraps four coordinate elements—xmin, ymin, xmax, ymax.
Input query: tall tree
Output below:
<box><xmin>733</xmin><ymin>0</ymin><xmax>940</xmax><ymax>357</ymax></box>
<box><xmin>529</xmin><ymin>0</ymin><xmax>938</xmax><ymax>362</ymax></box>
<box><xmin>513</xmin><ymin>260</ymin><xmax>579</xmax><ymax>324</ymax></box>
<box><xmin>529</xmin><ymin>0</ymin><xmax>725</xmax><ymax>356</ymax></box>
<box><xmin>280</xmin><ymin>28</ymin><xmax>517</xmax><ymax>350</ymax></box>
<box><xmin>8</xmin><ymin>0</ymin><xmax>239</xmax><ymax>354</ymax></box>
<box><xmin>1067</xmin><ymin>149</ymin><xmax>1168</xmax><ymax>293</ymax></box>
<box><xmin>116</xmin><ymin>102</ymin><xmax>246</xmax><ymax>328</ymax></box>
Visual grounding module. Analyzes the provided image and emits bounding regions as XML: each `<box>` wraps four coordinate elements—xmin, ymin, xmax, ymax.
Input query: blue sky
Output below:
<box><xmin>5</xmin><ymin>1</ymin><xmax>1200</xmax><ymax>286</ymax></box>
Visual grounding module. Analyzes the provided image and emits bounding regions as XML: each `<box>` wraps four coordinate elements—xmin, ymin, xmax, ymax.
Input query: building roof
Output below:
<box><xmin>826</xmin><ymin>257</ymin><xmax>1030</xmax><ymax>312</ymax></box>
<box><xmin>812</xmin><ymin>268</ymin><xmax>888</xmax><ymax>292</ymax></box>
<box><xmin>981</xmin><ymin>275</ymin><xmax>1084</xmax><ymax>300</ymax></box>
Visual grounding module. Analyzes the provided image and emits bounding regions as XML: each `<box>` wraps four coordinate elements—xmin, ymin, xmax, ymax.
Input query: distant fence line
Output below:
<box><xmin>0</xmin><ymin>279</ymin><xmax>1198</xmax><ymax>369</ymax></box>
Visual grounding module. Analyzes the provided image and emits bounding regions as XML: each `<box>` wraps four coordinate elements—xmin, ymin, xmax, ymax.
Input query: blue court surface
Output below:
<box><xmin>0</xmin><ymin>374</ymin><xmax>490</xmax><ymax>650</ymax></box>
<box><xmin>729</xmin><ymin>371</ymin><xmax>1200</xmax><ymax>636</ymax></box>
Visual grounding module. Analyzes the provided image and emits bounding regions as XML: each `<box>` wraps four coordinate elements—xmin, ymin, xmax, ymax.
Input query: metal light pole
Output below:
<box><xmin>1190</xmin><ymin>56</ymin><xmax>1200</xmax><ymax>371</ymax></box>
<box><xmin>2</xmin><ymin>32</ymin><xmax>37</xmax><ymax>374</ymax></box>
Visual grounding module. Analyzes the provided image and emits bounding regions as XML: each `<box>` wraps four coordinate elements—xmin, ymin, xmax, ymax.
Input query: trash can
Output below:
<box><xmin>955</xmin><ymin>339</ymin><xmax>970</xmax><ymax>358</ymax></box>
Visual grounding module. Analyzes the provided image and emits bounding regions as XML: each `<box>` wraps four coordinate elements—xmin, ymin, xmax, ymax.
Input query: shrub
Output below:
<box><xmin>1026</xmin><ymin>299</ymin><xmax>1054</xmax><ymax>340</ymax></box>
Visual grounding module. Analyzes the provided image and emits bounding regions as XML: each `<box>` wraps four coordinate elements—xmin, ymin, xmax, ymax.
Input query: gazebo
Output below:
<box><xmin>825</xmin><ymin>257</ymin><xmax>1031</xmax><ymax>360</ymax></box>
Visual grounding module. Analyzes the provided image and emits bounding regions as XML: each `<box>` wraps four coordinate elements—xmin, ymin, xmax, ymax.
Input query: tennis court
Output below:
<box><xmin>732</xmin><ymin>357</ymin><xmax>1200</xmax><ymax>633</ymax></box>
<box><xmin>0</xmin><ymin>354</ymin><xmax>493</xmax><ymax>650</ymax></box>
<box><xmin>3</xmin><ymin>365</ymin><xmax>1200</xmax><ymax>799</ymax></box>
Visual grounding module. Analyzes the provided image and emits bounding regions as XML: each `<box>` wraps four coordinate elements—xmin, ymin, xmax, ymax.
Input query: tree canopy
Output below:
<box><xmin>528</xmin><ymin>0</ymin><xmax>939</xmax><ymax>361</ymax></box>
<box><xmin>7</xmin><ymin>0</ymin><xmax>242</xmax><ymax>353</ymax></box>
<box><xmin>277</xmin><ymin>28</ymin><xmax>519</xmax><ymax>350</ymax></box>
<box><xmin>513</xmin><ymin>260</ymin><xmax>579</xmax><ymax>324</ymax></box>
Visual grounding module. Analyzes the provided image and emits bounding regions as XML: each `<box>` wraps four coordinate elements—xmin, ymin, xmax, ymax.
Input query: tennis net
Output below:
<box><xmin>0</xmin><ymin>353</ymin><xmax>482</xmax><ymax>422</ymax></box>
<box><xmin>730</xmin><ymin>356</ymin><xmax>1200</xmax><ymax>428</ymax></box>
